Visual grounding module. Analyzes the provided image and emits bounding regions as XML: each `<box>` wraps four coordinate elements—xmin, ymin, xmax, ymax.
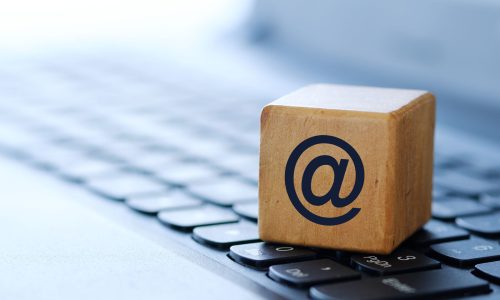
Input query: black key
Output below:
<box><xmin>126</xmin><ymin>190</ymin><xmax>202</xmax><ymax>214</ymax></box>
<box><xmin>434</xmin><ymin>154</ymin><xmax>467</xmax><ymax>170</ymax></box>
<box><xmin>475</xmin><ymin>261</ymin><xmax>500</xmax><ymax>284</ymax></box>
<box><xmin>480</xmin><ymin>193</ymin><xmax>500</xmax><ymax>209</ymax></box>
<box><xmin>456</xmin><ymin>212</ymin><xmax>500</xmax><ymax>237</ymax></box>
<box><xmin>409</xmin><ymin>220</ymin><xmax>469</xmax><ymax>246</ymax></box>
<box><xmin>432</xmin><ymin>198</ymin><xmax>491</xmax><ymax>220</ymax></box>
<box><xmin>310</xmin><ymin>268</ymin><xmax>489</xmax><ymax>300</ymax></box>
<box><xmin>85</xmin><ymin>172</ymin><xmax>169</xmax><ymax>200</ymax></box>
<box><xmin>229</xmin><ymin>242</ymin><xmax>316</xmax><ymax>268</ymax></box>
<box><xmin>269</xmin><ymin>259</ymin><xmax>360</xmax><ymax>287</ymax></box>
<box><xmin>483</xmin><ymin>168</ymin><xmax>500</xmax><ymax>180</ymax></box>
<box><xmin>351</xmin><ymin>249</ymin><xmax>440</xmax><ymax>275</ymax></box>
<box><xmin>432</xmin><ymin>186</ymin><xmax>451</xmax><ymax>199</ymax></box>
<box><xmin>327</xmin><ymin>250</ymin><xmax>352</xmax><ymax>265</ymax></box>
<box><xmin>434</xmin><ymin>172</ymin><xmax>499</xmax><ymax>196</ymax></box>
<box><xmin>188</xmin><ymin>177</ymin><xmax>257</xmax><ymax>206</ymax></box>
<box><xmin>430</xmin><ymin>239</ymin><xmax>500</xmax><ymax>267</ymax></box>
<box><xmin>157</xmin><ymin>206</ymin><xmax>239</xmax><ymax>231</ymax></box>
<box><xmin>464</xmin><ymin>160</ymin><xmax>500</xmax><ymax>180</ymax></box>
<box><xmin>232</xmin><ymin>202</ymin><xmax>258</xmax><ymax>221</ymax></box>
<box><xmin>192</xmin><ymin>222</ymin><xmax>259</xmax><ymax>249</ymax></box>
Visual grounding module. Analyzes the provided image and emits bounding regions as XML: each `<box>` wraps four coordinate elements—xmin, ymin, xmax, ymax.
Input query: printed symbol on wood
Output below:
<box><xmin>285</xmin><ymin>135</ymin><xmax>364</xmax><ymax>226</ymax></box>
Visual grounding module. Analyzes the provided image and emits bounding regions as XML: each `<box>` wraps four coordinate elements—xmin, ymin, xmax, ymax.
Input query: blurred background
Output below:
<box><xmin>1</xmin><ymin>0</ymin><xmax>499</xmax><ymax>139</ymax></box>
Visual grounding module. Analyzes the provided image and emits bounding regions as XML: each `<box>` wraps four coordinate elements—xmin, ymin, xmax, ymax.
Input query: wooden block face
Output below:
<box><xmin>259</xmin><ymin>84</ymin><xmax>435</xmax><ymax>254</ymax></box>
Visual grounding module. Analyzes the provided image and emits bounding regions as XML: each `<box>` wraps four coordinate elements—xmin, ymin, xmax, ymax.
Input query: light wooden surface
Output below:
<box><xmin>259</xmin><ymin>84</ymin><xmax>435</xmax><ymax>254</ymax></box>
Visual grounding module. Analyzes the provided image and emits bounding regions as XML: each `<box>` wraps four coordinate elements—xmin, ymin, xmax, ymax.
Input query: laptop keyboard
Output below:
<box><xmin>1</xmin><ymin>59</ymin><xmax>500</xmax><ymax>299</ymax></box>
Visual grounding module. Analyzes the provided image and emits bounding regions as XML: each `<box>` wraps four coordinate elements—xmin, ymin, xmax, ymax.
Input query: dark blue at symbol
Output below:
<box><xmin>285</xmin><ymin>135</ymin><xmax>364</xmax><ymax>226</ymax></box>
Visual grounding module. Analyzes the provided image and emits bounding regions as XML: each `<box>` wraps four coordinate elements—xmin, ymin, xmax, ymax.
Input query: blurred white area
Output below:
<box><xmin>0</xmin><ymin>0</ymin><xmax>253</xmax><ymax>54</ymax></box>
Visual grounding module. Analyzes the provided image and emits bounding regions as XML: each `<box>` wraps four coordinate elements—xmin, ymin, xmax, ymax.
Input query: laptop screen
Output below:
<box><xmin>251</xmin><ymin>0</ymin><xmax>500</xmax><ymax>139</ymax></box>
<box><xmin>252</xmin><ymin>0</ymin><xmax>500</xmax><ymax>109</ymax></box>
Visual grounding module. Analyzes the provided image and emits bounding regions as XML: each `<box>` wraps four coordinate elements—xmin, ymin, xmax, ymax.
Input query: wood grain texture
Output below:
<box><xmin>259</xmin><ymin>84</ymin><xmax>435</xmax><ymax>254</ymax></box>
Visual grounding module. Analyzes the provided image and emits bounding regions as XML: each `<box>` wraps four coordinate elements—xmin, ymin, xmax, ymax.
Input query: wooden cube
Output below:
<box><xmin>259</xmin><ymin>84</ymin><xmax>435</xmax><ymax>254</ymax></box>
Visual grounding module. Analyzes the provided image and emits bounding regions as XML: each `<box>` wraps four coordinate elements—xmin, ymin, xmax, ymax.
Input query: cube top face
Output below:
<box><xmin>259</xmin><ymin>84</ymin><xmax>435</xmax><ymax>254</ymax></box>
<box><xmin>270</xmin><ymin>84</ymin><xmax>429</xmax><ymax>114</ymax></box>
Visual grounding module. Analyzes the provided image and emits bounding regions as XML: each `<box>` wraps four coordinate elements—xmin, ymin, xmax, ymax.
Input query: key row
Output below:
<box><xmin>419</xmin><ymin>211</ymin><xmax>500</xmax><ymax>239</ymax></box>
<box><xmin>85</xmin><ymin>170</ymin><xmax>257</xmax><ymax>206</ymax></box>
<box><xmin>226</xmin><ymin>242</ymin><xmax>495</xmax><ymax>299</ymax></box>
<box><xmin>147</xmin><ymin>204</ymin><xmax>500</xmax><ymax>288</ymax></box>
<box><xmin>143</xmin><ymin>202</ymin><xmax>500</xmax><ymax>288</ymax></box>
<box><xmin>0</xmin><ymin>117</ymin><xmax>260</xmax><ymax>184</ymax></box>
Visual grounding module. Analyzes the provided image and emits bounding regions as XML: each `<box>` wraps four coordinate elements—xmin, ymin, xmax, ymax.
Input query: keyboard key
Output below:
<box><xmin>434</xmin><ymin>172</ymin><xmax>500</xmax><ymax>196</ymax></box>
<box><xmin>27</xmin><ymin>145</ymin><xmax>86</xmax><ymax>170</ymax></box>
<box><xmin>182</xmin><ymin>138</ymin><xmax>231</xmax><ymax>161</ymax></box>
<box><xmin>464</xmin><ymin>159</ymin><xmax>500</xmax><ymax>180</ymax></box>
<box><xmin>232</xmin><ymin>202</ymin><xmax>258</xmax><ymax>221</ymax></box>
<box><xmin>434</xmin><ymin>154</ymin><xmax>467</xmax><ymax>170</ymax></box>
<box><xmin>126</xmin><ymin>190</ymin><xmax>202</xmax><ymax>214</ymax></box>
<box><xmin>126</xmin><ymin>151</ymin><xmax>183</xmax><ymax>172</ymax></box>
<box><xmin>188</xmin><ymin>178</ymin><xmax>257</xmax><ymax>206</ymax></box>
<box><xmin>409</xmin><ymin>220</ymin><xmax>469</xmax><ymax>246</ymax></box>
<box><xmin>154</xmin><ymin>162</ymin><xmax>223</xmax><ymax>185</ymax></box>
<box><xmin>483</xmin><ymin>168</ymin><xmax>500</xmax><ymax>180</ymax></box>
<box><xmin>326</xmin><ymin>250</ymin><xmax>352</xmax><ymax>265</ymax></box>
<box><xmin>157</xmin><ymin>206</ymin><xmax>239</xmax><ymax>231</ymax></box>
<box><xmin>430</xmin><ymin>239</ymin><xmax>500</xmax><ymax>267</ymax></box>
<box><xmin>432</xmin><ymin>198</ymin><xmax>491</xmax><ymax>220</ymax></box>
<box><xmin>432</xmin><ymin>186</ymin><xmax>451</xmax><ymax>199</ymax></box>
<box><xmin>456</xmin><ymin>212</ymin><xmax>500</xmax><ymax>237</ymax></box>
<box><xmin>351</xmin><ymin>249</ymin><xmax>440</xmax><ymax>275</ymax></box>
<box><xmin>475</xmin><ymin>261</ymin><xmax>500</xmax><ymax>284</ymax></box>
<box><xmin>229</xmin><ymin>242</ymin><xmax>316</xmax><ymax>268</ymax></box>
<box><xmin>310</xmin><ymin>269</ymin><xmax>489</xmax><ymax>300</ymax></box>
<box><xmin>269</xmin><ymin>259</ymin><xmax>360</xmax><ymax>287</ymax></box>
<box><xmin>192</xmin><ymin>222</ymin><xmax>259</xmax><ymax>249</ymax></box>
<box><xmin>58</xmin><ymin>158</ymin><xmax>122</xmax><ymax>181</ymax></box>
<box><xmin>214</xmin><ymin>152</ymin><xmax>258</xmax><ymax>177</ymax></box>
<box><xmin>86</xmin><ymin>172</ymin><xmax>169</xmax><ymax>200</ymax></box>
<box><xmin>480</xmin><ymin>193</ymin><xmax>500</xmax><ymax>209</ymax></box>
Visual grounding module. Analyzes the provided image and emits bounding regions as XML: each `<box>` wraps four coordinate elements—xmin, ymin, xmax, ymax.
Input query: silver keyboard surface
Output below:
<box><xmin>1</xmin><ymin>58</ymin><xmax>500</xmax><ymax>299</ymax></box>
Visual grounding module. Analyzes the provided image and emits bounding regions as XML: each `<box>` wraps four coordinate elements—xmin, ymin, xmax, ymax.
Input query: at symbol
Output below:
<box><xmin>285</xmin><ymin>135</ymin><xmax>364</xmax><ymax>226</ymax></box>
